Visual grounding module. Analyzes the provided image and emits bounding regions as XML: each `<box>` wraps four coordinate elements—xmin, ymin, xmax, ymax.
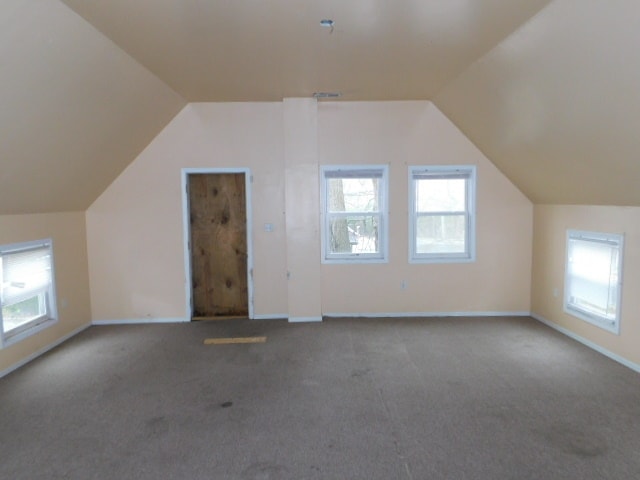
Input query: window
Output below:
<box><xmin>0</xmin><ymin>239</ymin><xmax>57</xmax><ymax>347</ymax></box>
<box><xmin>564</xmin><ymin>230</ymin><xmax>623</xmax><ymax>334</ymax></box>
<box><xmin>321</xmin><ymin>165</ymin><xmax>388</xmax><ymax>263</ymax></box>
<box><xmin>409</xmin><ymin>165</ymin><xmax>476</xmax><ymax>263</ymax></box>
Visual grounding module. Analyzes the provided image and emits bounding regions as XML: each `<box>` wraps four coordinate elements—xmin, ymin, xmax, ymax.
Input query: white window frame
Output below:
<box><xmin>320</xmin><ymin>165</ymin><xmax>389</xmax><ymax>264</ymax></box>
<box><xmin>0</xmin><ymin>239</ymin><xmax>58</xmax><ymax>348</ymax></box>
<box><xmin>564</xmin><ymin>230</ymin><xmax>624</xmax><ymax>335</ymax></box>
<box><xmin>409</xmin><ymin>165</ymin><xmax>476</xmax><ymax>263</ymax></box>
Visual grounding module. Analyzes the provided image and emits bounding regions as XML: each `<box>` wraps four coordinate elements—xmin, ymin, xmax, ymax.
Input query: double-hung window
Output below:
<box><xmin>409</xmin><ymin>165</ymin><xmax>476</xmax><ymax>263</ymax></box>
<box><xmin>0</xmin><ymin>239</ymin><xmax>57</xmax><ymax>347</ymax></box>
<box><xmin>321</xmin><ymin>165</ymin><xmax>388</xmax><ymax>263</ymax></box>
<box><xmin>564</xmin><ymin>230</ymin><xmax>623</xmax><ymax>334</ymax></box>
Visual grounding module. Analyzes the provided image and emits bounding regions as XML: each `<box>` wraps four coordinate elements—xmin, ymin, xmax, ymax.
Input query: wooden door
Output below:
<box><xmin>188</xmin><ymin>173</ymin><xmax>248</xmax><ymax>318</ymax></box>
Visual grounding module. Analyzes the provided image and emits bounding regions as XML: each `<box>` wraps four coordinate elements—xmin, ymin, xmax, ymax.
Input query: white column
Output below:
<box><xmin>283</xmin><ymin>98</ymin><xmax>322</xmax><ymax>322</ymax></box>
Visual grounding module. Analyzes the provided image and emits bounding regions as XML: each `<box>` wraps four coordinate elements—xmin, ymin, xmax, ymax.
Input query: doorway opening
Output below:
<box><xmin>182</xmin><ymin>168</ymin><xmax>253</xmax><ymax>320</ymax></box>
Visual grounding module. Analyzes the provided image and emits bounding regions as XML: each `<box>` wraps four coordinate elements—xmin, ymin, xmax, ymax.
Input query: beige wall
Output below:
<box><xmin>319</xmin><ymin>102</ymin><xmax>532</xmax><ymax>315</ymax></box>
<box><xmin>532</xmin><ymin>205</ymin><xmax>640</xmax><ymax>367</ymax></box>
<box><xmin>87</xmin><ymin>103</ymin><xmax>288</xmax><ymax>320</ymax></box>
<box><xmin>0</xmin><ymin>212</ymin><xmax>91</xmax><ymax>373</ymax></box>
<box><xmin>86</xmin><ymin>101</ymin><xmax>533</xmax><ymax>322</ymax></box>
<box><xmin>1</xmin><ymin>0</ymin><xmax>185</xmax><ymax>214</ymax></box>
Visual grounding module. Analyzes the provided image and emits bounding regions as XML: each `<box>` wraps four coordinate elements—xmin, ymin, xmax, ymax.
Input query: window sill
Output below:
<box><xmin>564</xmin><ymin>306</ymin><xmax>619</xmax><ymax>335</ymax></box>
<box><xmin>322</xmin><ymin>257</ymin><xmax>388</xmax><ymax>265</ymax></box>
<box><xmin>409</xmin><ymin>256</ymin><xmax>475</xmax><ymax>264</ymax></box>
<box><xmin>2</xmin><ymin>317</ymin><xmax>58</xmax><ymax>348</ymax></box>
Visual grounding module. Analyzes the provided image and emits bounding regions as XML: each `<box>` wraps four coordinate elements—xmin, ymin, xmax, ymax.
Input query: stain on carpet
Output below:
<box><xmin>541</xmin><ymin>423</ymin><xmax>608</xmax><ymax>458</ymax></box>
<box><xmin>145</xmin><ymin>415</ymin><xmax>169</xmax><ymax>435</ymax></box>
<box><xmin>350</xmin><ymin>368</ymin><xmax>372</xmax><ymax>378</ymax></box>
<box><xmin>241</xmin><ymin>462</ymin><xmax>288</xmax><ymax>480</ymax></box>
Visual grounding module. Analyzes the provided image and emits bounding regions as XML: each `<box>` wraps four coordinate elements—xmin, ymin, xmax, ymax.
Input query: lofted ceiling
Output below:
<box><xmin>59</xmin><ymin>0</ymin><xmax>552</xmax><ymax>102</ymax></box>
<box><xmin>0</xmin><ymin>0</ymin><xmax>185</xmax><ymax>214</ymax></box>
<box><xmin>2</xmin><ymin>0</ymin><xmax>640</xmax><ymax>213</ymax></box>
<box><xmin>435</xmin><ymin>0</ymin><xmax>640</xmax><ymax>205</ymax></box>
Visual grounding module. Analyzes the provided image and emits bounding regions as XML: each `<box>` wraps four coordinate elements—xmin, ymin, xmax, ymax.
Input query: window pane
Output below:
<box><xmin>322</xmin><ymin>166</ymin><xmax>388</xmax><ymax>263</ymax></box>
<box><xmin>1</xmin><ymin>246</ymin><xmax>52</xmax><ymax>306</ymax></box>
<box><xmin>416</xmin><ymin>215</ymin><xmax>466</xmax><ymax>254</ymax></box>
<box><xmin>327</xmin><ymin>178</ymin><xmax>379</xmax><ymax>213</ymax></box>
<box><xmin>328</xmin><ymin>215</ymin><xmax>379</xmax><ymax>254</ymax></box>
<box><xmin>416</xmin><ymin>178</ymin><xmax>465</xmax><ymax>212</ymax></box>
<box><xmin>0</xmin><ymin>239</ymin><xmax>57</xmax><ymax>344</ymax></box>
<box><xmin>567</xmin><ymin>238</ymin><xmax>619</xmax><ymax>321</ymax></box>
<box><xmin>2</xmin><ymin>294</ymin><xmax>46</xmax><ymax>333</ymax></box>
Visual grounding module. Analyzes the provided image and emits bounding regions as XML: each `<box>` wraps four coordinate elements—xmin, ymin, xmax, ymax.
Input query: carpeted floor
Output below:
<box><xmin>0</xmin><ymin>316</ymin><xmax>638</xmax><ymax>479</ymax></box>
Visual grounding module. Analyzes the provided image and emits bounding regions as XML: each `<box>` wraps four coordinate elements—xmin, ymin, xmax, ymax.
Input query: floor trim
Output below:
<box><xmin>288</xmin><ymin>316</ymin><xmax>323</xmax><ymax>323</ymax></box>
<box><xmin>323</xmin><ymin>311</ymin><xmax>531</xmax><ymax>319</ymax></box>
<box><xmin>252</xmin><ymin>314</ymin><xmax>288</xmax><ymax>320</ymax></box>
<box><xmin>532</xmin><ymin>313</ymin><xmax>640</xmax><ymax>373</ymax></box>
<box><xmin>0</xmin><ymin>324</ymin><xmax>91</xmax><ymax>379</ymax></box>
<box><xmin>92</xmin><ymin>317</ymin><xmax>189</xmax><ymax>325</ymax></box>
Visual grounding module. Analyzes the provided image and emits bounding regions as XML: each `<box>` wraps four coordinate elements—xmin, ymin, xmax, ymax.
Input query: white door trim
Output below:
<box><xmin>181</xmin><ymin>168</ymin><xmax>254</xmax><ymax>320</ymax></box>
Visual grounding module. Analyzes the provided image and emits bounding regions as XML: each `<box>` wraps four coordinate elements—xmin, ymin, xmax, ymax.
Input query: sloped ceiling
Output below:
<box><xmin>59</xmin><ymin>0</ymin><xmax>551</xmax><ymax>102</ymax></box>
<box><xmin>3</xmin><ymin>0</ymin><xmax>639</xmax><ymax>211</ymax></box>
<box><xmin>434</xmin><ymin>0</ymin><xmax>640</xmax><ymax>205</ymax></box>
<box><xmin>0</xmin><ymin>0</ymin><xmax>185</xmax><ymax>214</ymax></box>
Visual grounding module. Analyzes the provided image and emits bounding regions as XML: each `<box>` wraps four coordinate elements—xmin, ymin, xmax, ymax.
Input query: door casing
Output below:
<box><xmin>181</xmin><ymin>168</ymin><xmax>254</xmax><ymax>320</ymax></box>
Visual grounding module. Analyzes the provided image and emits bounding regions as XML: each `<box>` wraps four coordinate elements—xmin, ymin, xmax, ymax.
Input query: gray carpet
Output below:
<box><xmin>0</xmin><ymin>316</ymin><xmax>639</xmax><ymax>479</ymax></box>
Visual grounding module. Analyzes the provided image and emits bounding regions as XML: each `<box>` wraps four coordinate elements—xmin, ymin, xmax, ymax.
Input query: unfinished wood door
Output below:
<box><xmin>189</xmin><ymin>173</ymin><xmax>248</xmax><ymax>318</ymax></box>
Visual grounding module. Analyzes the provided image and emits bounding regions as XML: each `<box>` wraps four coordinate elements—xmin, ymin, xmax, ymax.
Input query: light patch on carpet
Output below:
<box><xmin>204</xmin><ymin>336</ymin><xmax>267</xmax><ymax>345</ymax></box>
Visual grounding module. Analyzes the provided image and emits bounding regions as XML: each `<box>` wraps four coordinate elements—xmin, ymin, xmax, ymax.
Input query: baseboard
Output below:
<box><xmin>288</xmin><ymin>316</ymin><xmax>323</xmax><ymax>323</ymax></box>
<box><xmin>252</xmin><ymin>314</ymin><xmax>288</xmax><ymax>320</ymax></box>
<box><xmin>531</xmin><ymin>313</ymin><xmax>640</xmax><ymax>373</ymax></box>
<box><xmin>0</xmin><ymin>323</ymin><xmax>91</xmax><ymax>379</ymax></box>
<box><xmin>92</xmin><ymin>317</ymin><xmax>189</xmax><ymax>325</ymax></box>
<box><xmin>322</xmin><ymin>311</ymin><xmax>531</xmax><ymax>319</ymax></box>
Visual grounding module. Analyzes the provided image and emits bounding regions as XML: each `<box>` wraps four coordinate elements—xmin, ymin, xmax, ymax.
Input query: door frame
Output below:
<box><xmin>181</xmin><ymin>167</ymin><xmax>254</xmax><ymax>320</ymax></box>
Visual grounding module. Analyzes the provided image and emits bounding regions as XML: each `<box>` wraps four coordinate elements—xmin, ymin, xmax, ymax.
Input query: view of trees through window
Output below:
<box><xmin>327</xmin><ymin>177</ymin><xmax>380</xmax><ymax>254</ymax></box>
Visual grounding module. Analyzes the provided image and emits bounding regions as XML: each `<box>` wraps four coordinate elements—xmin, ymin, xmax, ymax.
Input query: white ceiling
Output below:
<box><xmin>2</xmin><ymin>0</ymin><xmax>640</xmax><ymax>212</ymax></box>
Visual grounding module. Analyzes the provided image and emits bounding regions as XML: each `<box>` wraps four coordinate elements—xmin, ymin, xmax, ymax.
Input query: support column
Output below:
<box><xmin>283</xmin><ymin>98</ymin><xmax>322</xmax><ymax>322</ymax></box>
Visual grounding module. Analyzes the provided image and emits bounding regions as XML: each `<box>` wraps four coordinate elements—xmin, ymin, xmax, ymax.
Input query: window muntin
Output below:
<box><xmin>564</xmin><ymin>230</ymin><xmax>623</xmax><ymax>334</ymax></box>
<box><xmin>0</xmin><ymin>239</ymin><xmax>57</xmax><ymax>346</ymax></box>
<box><xmin>410</xmin><ymin>166</ymin><xmax>476</xmax><ymax>263</ymax></box>
<box><xmin>321</xmin><ymin>166</ymin><xmax>388</xmax><ymax>263</ymax></box>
